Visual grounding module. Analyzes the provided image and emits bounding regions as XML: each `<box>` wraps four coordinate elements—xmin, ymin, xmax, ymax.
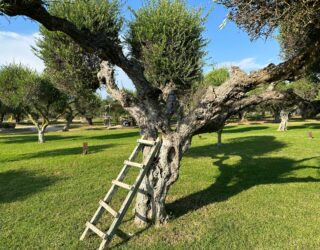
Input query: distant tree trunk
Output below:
<box><xmin>14</xmin><ymin>114</ymin><xmax>21</xmax><ymax>123</ymax></box>
<box><xmin>217</xmin><ymin>128</ymin><xmax>223</xmax><ymax>147</ymax></box>
<box><xmin>86</xmin><ymin>117</ymin><xmax>93</xmax><ymax>126</ymax></box>
<box><xmin>63</xmin><ymin>113</ymin><xmax>75</xmax><ymax>131</ymax></box>
<box><xmin>238</xmin><ymin>110</ymin><xmax>247</xmax><ymax>122</ymax></box>
<box><xmin>261</xmin><ymin>110</ymin><xmax>265</xmax><ymax>118</ymax></box>
<box><xmin>38</xmin><ymin>129</ymin><xmax>46</xmax><ymax>143</ymax></box>
<box><xmin>277</xmin><ymin>110</ymin><xmax>289</xmax><ymax>131</ymax></box>
<box><xmin>0</xmin><ymin>113</ymin><xmax>5</xmax><ymax>125</ymax></box>
<box><xmin>272</xmin><ymin>108</ymin><xmax>281</xmax><ymax>123</ymax></box>
<box><xmin>63</xmin><ymin>118</ymin><xmax>73</xmax><ymax>131</ymax></box>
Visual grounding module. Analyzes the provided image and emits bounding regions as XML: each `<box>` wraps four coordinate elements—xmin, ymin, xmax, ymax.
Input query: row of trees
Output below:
<box><xmin>1</xmin><ymin>0</ymin><xmax>319</xmax><ymax>227</ymax></box>
<box><xmin>0</xmin><ymin>64</ymin><xmax>103</xmax><ymax>142</ymax></box>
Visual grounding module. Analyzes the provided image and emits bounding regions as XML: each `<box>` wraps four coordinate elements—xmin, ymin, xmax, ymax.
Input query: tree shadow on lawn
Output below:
<box><xmin>223</xmin><ymin>125</ymin><xmax>269</xmax><ymax>134</ymax></box>
<box><xmin>168</xmin><ymin>136</ymin><xmax>320</xmax><ymax>219</ymax></box>
<box><xmin>89</xmin><ymin>131</ymin><xmax>139</xmax><ymax>141</ymax></box>
<box><xmin>1</xmin><ymin>144</ymin><xmax>114</xmax><ymax>163</ymax></box>
<box><xmin>0</xmin><ymin>170</ymin><xmax>60</xmax><ymax>203</ymax></box>
<box><xmin>0</xmin><ymin>134</ymin><xmax>81</xmax><ymax>144</ymax></box>
<box><xmin>287</xmin><ymin>123</ymin><xmax>320</xmax><ymax>130</ymax></box>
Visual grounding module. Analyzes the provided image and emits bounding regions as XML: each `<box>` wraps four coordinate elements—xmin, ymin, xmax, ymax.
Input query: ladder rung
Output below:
<box><xmin>99</xmin><ymin>200</ymin><xmax>118</xmax><ymax>218</ymax></box>
<box><xmin>137</xmin><ymin>139</ymin><xmax>156</xmax><ymax>146</ymax></box>
<box><xmin>86</xmin><ymin>222</ymin><xmax>106</xmax><ymax>239</ymax></box>
<box><xmin>124</xmin><ymin>160</ymin><xmax>144</xmax><ymax>168</ymax></box>
<box><xmin>112</xmin><ymin>180</ymin><xmax>132</xmax><ymax>190</ymax></box>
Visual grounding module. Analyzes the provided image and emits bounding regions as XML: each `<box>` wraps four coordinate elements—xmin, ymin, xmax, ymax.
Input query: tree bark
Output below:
<box><xmin>277</xmin><ymin>110</ymin><xmax>289</xmax><ymax>131</ymax></box>
<box><xmin>38</xmin><ymin>129</ymin><xmax>45</xmax><ymax>143</ymax></box>
<box><xmin>134</xmin><ymin>133</ymin><xmax>192</xmax><ymax>226</ymax></box>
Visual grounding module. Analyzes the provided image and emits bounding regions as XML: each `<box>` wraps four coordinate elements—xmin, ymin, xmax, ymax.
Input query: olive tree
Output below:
<box><xmin>0</xmin><ymin>64</ymin><xmax>67</xmax><ymax>142</ymax></box>
<box><xmin>34</xmin><ymin>11</ymin><xmax>101</xmax><ymax>129</ymax></box>
<box><xmin>1</xmin><ymin>0</ymin><xmax>320</xmax><ymax>226</ymax></box>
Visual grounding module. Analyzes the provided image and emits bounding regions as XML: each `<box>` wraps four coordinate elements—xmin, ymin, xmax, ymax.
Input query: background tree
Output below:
<box><xmin>35</xmin><ymin>11</ymin><xmax>102</xmax><ymax>129</ymax></box>
<box><xmin>1</xmin><ymin>0</ymin><xmax>320</xmax><ymax>227</ymax></box>
<box><xmin>102</xmin><ymin>97</ymin><xmax>129</xmax><ymax>126</ymax></box>
<box><xmin>0</xmin><ymin>64</ymin><xmax>67</xmax><ymax>142</ymax></box>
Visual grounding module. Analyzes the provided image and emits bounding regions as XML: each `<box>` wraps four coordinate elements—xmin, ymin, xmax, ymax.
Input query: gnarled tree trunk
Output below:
<box><xmin>135</xmin><ymin>133</ymin><xmax>189</xmax><ymax>226</ymax></box>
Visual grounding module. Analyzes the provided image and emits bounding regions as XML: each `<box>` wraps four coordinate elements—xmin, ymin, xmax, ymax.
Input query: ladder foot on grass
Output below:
<box><xmin>80</xmin><ymin>136</ymin><xmax>161</xmax><ymax>249</ymax></box>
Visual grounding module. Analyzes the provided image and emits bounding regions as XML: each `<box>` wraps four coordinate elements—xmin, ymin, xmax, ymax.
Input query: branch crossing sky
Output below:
<box><xmin>0</xmin><ymin>1</ymin><xmax>281</xmax><ymax>97</ymax></box>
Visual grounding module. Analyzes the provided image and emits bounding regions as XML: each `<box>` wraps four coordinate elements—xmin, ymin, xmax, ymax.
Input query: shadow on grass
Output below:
<box><xmin>0</xmin><ymin>170</ymin><xmax>60</xmax><ymax>203</ymax></box>
<box><xmin>0</xmin><ymin>134</ymin><xmax>81</xmax><ymax>144</ymax></box>
<box><xmin>2</xmin><ymin>144</ymin><xmax>114</xmax><ymax>163</ymax></box>
<box><xmin>89</xmin><ymin>131</ymin><xmax>139</xmax><ymax>141</ymax></box>
<box><xmin>168</xmin><ymin>136</ymin><xmax>320</xmax><ymax>219</ymax></box>
<box><xmin>288</xmin><ymin>123</ymin><xmax>320</xmax><ymax>130</ymax></box>
<box><xmin>223</xmin><ymin>126</ymin><xmax>269</xmax><ymax>134</ymax></box>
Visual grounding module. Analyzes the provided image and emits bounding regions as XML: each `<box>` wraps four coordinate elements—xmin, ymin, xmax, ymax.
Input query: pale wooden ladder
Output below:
<box><xmin>80</xmin><ymin>137</ymin><xmax>161</xmax><ymax>249</ymax></box>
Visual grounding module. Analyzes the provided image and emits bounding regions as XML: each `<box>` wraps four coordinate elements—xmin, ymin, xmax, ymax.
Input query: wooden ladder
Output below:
<box><xmin>80</xmin><ymin>137</ymin><xmax>161</xmax><ymax>249</ymax></box>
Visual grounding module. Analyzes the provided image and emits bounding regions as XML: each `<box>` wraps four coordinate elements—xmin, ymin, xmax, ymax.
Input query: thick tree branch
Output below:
<box><xmin>98</xmin><ymin>61</ymin><xmax>167</xmax><ymax>132</ymax></box>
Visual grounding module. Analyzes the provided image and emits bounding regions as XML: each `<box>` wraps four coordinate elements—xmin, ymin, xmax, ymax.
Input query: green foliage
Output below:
<box><xmin>75</xmin><ymin>93</ymin><xmax>102</xmax><ymax>119</ymax></box>
<box><xmin>0</xmin><ymin>64</ymin><xmax>32</xmax><ymax>108</ymax></box>
<box><xmin>0</xmin><ymin>64</ymin><xmax>67</xmax><ymax>121</ymax></box>
<box><xmin>290</xmin><ymin>78</ymin><xmax>320</xmax><ymax>101</ymax></box>
<box><xmin>203</xmin><ymin>67</ymin><xmax>229</xmax><ymax>87</ymax></box>
<box><xmin>48</xmin><ymin>0</ymin><xmax>123</xmax><ymax>42</ymax></box>
<box><xmin>126</xmin><ymin>0</ymin><xmax>207</xmax><ymax>89</ymax></box>
<box><xmin>35</xmin><ymin>27</ymin><xmax>100</xmax><ymax>97</ymax></box>
<box><xmin>35</xmin><ymin>1</ymin><xmax>119</xmax><ymax>121</ymax></box>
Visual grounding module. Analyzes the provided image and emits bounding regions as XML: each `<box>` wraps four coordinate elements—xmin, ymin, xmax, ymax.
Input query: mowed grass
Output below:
<box><xmin>1</xmin><ymin>122</ymin><xmax>320</xmax><ymax>249</ymax></box>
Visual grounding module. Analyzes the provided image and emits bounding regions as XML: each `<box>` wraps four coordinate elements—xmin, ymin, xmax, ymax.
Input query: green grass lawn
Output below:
<box><xmin>1</xmin><ymin>122</ymin><xmax>320</xmax><ymax>249</ymax></box>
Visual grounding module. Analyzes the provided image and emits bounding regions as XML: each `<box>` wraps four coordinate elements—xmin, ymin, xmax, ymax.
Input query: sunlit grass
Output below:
<box><xmin>1</xmin><ymin>121</ymin><xmax>320</xmax><ymax>249</ymax></box>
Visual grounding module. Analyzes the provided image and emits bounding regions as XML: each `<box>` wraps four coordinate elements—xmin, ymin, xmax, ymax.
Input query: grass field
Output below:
<box><xmin>1</xmin><ymin>122</ymin><xmax>320</xmax><ymax>249</ymax></box>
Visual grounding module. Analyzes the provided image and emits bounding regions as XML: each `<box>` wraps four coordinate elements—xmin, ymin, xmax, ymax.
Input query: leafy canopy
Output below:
<box><xmin>127</xmin><ymin>0</ymin><xmax>207</xmax><ymax>89</ymax></box>
<box><xmin>203</xmin><ymin>67</ymin><xmax>229</xmax><ymax>87</ymax></box>
<box><xmin>0</xmin><ymin>63</ymin><xmax>67</xmax><ymax>118</ymax></box>
<box><xmin>48</xmin><ymin>0</ymin><xmax>123</xmax><ymax>43</ymax></box>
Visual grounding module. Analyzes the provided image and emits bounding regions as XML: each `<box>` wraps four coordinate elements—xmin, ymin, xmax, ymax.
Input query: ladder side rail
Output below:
<box><xmin>81</xmin><ymin>142</ymin><xmax>143</xmax><ymax>240</ymax></box>
<box><xmin>91</xmin><ymin>143</ymin><xmax>143</xmax><ymax>225</ymax></box>
<box><xmin>103</xmin><ymin>143</ymin><xmax>143</xmax><ymax>203</ymax></box>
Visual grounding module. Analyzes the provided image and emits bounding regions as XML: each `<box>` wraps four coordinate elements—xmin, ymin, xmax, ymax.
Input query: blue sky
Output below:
<box><xmin>0</xmin><ymin>1</ymin><xmax>281</xmax><ymax>96</ymax></box>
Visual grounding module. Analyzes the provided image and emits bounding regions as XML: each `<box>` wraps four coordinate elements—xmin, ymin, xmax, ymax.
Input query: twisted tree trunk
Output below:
<box><xmin>135</xmin><ymin>133</ymin><xmax>190</xmax><ymax>225</ymax></box>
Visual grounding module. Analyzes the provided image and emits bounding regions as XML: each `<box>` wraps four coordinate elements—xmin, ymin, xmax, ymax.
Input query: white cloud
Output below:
<box><xmin>0</xmin><ymin>31</ymin><xmax>45</xmax><ymax>72</ymax></box>
<box><xmin>217</xmin><ymin>57</ymin><xmax>267</xmax><ymax>72</ymax></box>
